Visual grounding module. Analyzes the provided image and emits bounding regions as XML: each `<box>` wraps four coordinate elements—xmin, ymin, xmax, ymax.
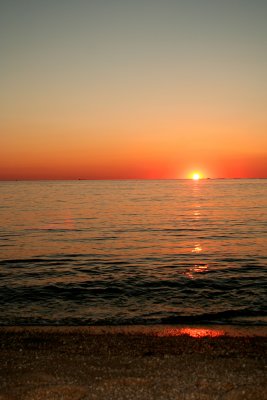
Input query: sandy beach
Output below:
<box><xmin>0</xmin><ymin>326</ymin><xmax>266</xmax><ymax>400</ymax></box>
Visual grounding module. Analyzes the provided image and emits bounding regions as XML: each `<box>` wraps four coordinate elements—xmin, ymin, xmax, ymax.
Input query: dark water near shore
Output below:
<box><xmin>0</xmin><ymin>180</ymin><xmax>266</xmax><ymax>326</ymax></box>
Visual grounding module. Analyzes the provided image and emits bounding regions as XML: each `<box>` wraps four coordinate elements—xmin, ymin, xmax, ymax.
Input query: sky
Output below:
<box><xmin>1</xmin><ymin>0</ymin><xmax>267</xmax><ymax>179</ymax></box>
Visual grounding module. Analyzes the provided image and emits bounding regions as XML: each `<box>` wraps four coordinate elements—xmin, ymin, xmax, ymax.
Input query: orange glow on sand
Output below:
<box><xmin>158</xmin><ymin>327</ymin><xmax>225</xmax><ymax>338</ymax></box>
<box><xmin>180</xmin><ymin>328</ymin><xmax>224</xmax><ymax>338</ymax></box>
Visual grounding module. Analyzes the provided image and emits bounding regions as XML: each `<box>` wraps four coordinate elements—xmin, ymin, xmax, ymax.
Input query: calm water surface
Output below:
<box><xmin>0</xmin><ymin>180</ymin><xmax>266</xmax><ymax>325</ymax></box>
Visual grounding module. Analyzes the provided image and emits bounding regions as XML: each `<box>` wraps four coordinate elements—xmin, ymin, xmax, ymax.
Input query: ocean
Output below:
<box><xmin>0</xmin><ymin>179</ymin><xmax>266</xmax><ymax>326</ymax></box>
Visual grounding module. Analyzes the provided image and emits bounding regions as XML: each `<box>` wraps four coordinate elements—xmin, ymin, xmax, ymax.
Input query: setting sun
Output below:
<box><xmin>192</xmin><ymin>172</ymin><xmax>201</xmax><ymax>180</ymax></box>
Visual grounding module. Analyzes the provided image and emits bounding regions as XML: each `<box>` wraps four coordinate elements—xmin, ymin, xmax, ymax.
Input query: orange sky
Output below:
<box><xmin>1</xmin><ymin>1</ymin><xmax>267</xmax><ymax>179</ymax></box>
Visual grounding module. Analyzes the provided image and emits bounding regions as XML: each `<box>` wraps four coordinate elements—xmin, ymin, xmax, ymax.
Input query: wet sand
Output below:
<box><xmin>0</xmin><ymin>326</ymin><xmax>266</xmax><ymax>400</ymax></box>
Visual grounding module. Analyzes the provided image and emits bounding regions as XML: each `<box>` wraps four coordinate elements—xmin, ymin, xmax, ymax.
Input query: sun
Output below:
<box><xmin>185</xmin><ymin>170</ymin><xmax>205</xmax><ymax>180</ymax></box>
<box><xmin>192</xmin><ymin>172</ymin><xmax>201</xmax><ymax>180</ymax></box>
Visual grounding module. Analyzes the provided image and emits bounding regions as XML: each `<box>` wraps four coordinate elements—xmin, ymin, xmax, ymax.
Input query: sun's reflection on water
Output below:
<box><xmin>192</xmin><ymin>264</ymin><xmax>208</xmax><ymax>272</ymax></box>
<box><xmin>185</xmin><ymin>263</ymin><xmax>208</xmax><ymax>279</ymax></box>
<box><xmin>192</xmin><ymin>244</ymin><xmax>202</xmax><ymax>253</ymax></box>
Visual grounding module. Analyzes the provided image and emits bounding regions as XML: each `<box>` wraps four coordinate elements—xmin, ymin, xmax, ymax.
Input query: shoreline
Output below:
<box><xmin>0</xmin><ymin>326</ymin><xmax>266</xmax><ymax>399</ymax></box>
<box><xmin>1</xmin><ymin>323</ymin><xmax>267</xmax><ymax>337</ymax></box>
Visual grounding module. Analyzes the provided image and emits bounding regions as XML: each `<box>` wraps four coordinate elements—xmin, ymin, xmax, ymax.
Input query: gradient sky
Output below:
<box><xmin>1</xmin><ymin>0</ymin><xmax>267</xmax><ymax>179</ymax></box>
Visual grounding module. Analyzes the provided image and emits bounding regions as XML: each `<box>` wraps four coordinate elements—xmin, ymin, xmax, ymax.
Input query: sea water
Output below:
<box><xmin>0</xmin><ymin>179</ymin><xmax>266</xmax><ymax>325</ymax></box>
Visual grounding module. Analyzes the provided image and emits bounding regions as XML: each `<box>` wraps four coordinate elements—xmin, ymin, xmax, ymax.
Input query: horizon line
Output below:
<box><xmin>1</xmin><ymin>177</ymin><xmax>267</xmax><ymax>182</ymax></box>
